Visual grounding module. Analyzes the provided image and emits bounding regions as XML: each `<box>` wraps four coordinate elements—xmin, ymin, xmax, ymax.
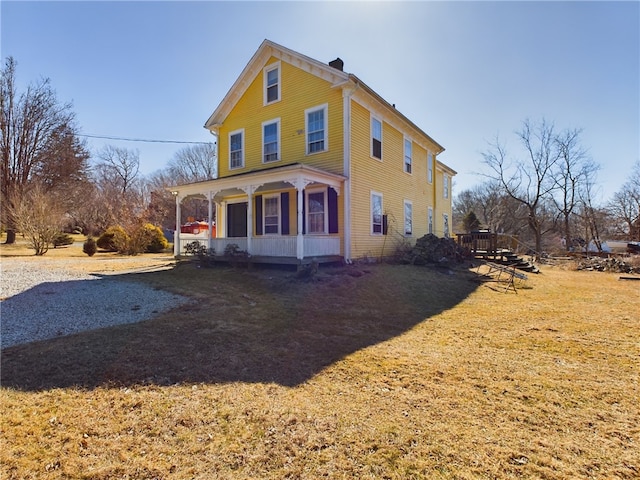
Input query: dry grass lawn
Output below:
<box><xmin>1</xmin><ymin>240</ymin><xmax>639</xmax><ymax>479</ymax></box>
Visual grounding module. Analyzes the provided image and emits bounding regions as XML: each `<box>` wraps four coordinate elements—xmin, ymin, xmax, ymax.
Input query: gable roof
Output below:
<box><xmin>204</xmin><ymin>39</ymin><xmax>445</xmax><ymax>155</ymax></box>
<box><xmin>204</xmin><ymin>39</ymin><xmax>349</xmax><ymax>129</ymax></box>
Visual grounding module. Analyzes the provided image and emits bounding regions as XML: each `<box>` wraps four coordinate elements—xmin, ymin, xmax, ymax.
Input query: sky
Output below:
<box><xmin>2</xmin><ymin>1</ymin><xmax>638</xmax><ymax>202</ymax></box>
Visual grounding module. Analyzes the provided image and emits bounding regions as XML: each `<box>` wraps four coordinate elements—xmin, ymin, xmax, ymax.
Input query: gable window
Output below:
<box><xmin>262</xmin><ymin>119</ymin><xmax>280</xmax><ymax>163</ymax></box>
<box><xmin>444</xmin><ymin>174</ymin><xmax>449</xmax><ymax>199</ymax></box>
<box><xmin>404</xmin><ymin>200</ymin><xmax>413</xmax><ymax>236</ymax></box>
<box><xmin>428</xmin><ymin>207</ymin><xmax>434</xmax><ymax>234</ymax></box>
<box><xmin>264</xmin><ymin>63</ymin><xmax>280</xmax><ymax>104</ymax></box>
<box><xmin>371</xmin><ymin>116</ymin><xmax>382</xmax><ymax>160</ymax></box>
<box><xmin>306</xmin><ymin>104</ymin><xmax>328</xmax><ymax>154</ymax></box>
<box><xmin>443</xmin><ymin>214</ymin><xmax>450</xmax><ymax>238</ymax></box>
<box><xmin>264</xmin><ymin>195</ymin><xmax>280</xmax><ymax>234</ymax></box>
<box><xmin>427</xmin><ymin>152</ymin><xmax>433</xmax><ymax>183</ymax></box>
<box><xmin>371</xmin><ymin>192</ymin><xmax>383</xmax><ymax>235</ymax></box>
<box><xmin>229</xmin><ymin>129</ymin><xmax>244</xmax><ymax>169</ymax></box>
<box><xmin>307</xmin><ymin>189</ymin><xmax>327</xmax><ymax>234</ymax></box>
<box><xmin>404</xmin><ymin>138</ymin><xmax>412</xmax><ymax>173</ymax></box>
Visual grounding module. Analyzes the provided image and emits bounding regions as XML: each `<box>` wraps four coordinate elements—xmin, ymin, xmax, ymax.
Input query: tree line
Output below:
<box><xmin>1</xmin><ymin>57</ymin><xmax>214</xmax><ymax>254</ymax></box>
<box><xmin>2</xmin><ymin>57</ymin><xmax>639</xmax><ymax>256</ymax></box>
<box><xmin>454</xmin><ymin>119</ymin><xmax>640</xmax><ymax>258</ymax></box>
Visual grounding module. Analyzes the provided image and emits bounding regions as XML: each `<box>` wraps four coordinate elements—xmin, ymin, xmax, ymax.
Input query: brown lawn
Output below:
<box><xmin>1</xmin><ymin>240</ymin><xmax>639</xmax><ymax>479</ymax></box>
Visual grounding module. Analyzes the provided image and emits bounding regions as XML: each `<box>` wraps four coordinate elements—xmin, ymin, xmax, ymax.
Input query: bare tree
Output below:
<box><xmin>166</xmin><ymin>143</ymin><xmax>217</xmax><ymax>184</ymax></box>
<box><xmin>95</xmin><ymin>145</ymin><xmax>140</xmax><ymax>196</ymax></box>
<box><xmin>609</xmin><ymin>161</ymin><xmax>640</xmax><ymax>240</ymax></box>
<box><xmin>1</xmin><ymin>56</ymin><xmax>80</xmax><ymax>243</ymax></box>
<box><xmin>551</xmin><ymin>128</ymin><xmax>600</xmax><ymax>251</ymax></box>
<box><xmin>482</xmin><ymin>119</ymin><xmax>561</xmax><ymax>259</ymax></box>
<box><xmin>8</xmin><ymin>183</ymin><xmax>65</xmax><ymax>255</ymax></box>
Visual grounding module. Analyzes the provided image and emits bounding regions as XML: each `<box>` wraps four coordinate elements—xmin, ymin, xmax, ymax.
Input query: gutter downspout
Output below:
<box><xmin>342</xmin><ymin>85</ymin><xmax>356</xmax><ymax>262</ymax></box>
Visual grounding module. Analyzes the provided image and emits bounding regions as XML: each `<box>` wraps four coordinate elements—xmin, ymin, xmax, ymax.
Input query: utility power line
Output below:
<box><xmin>79</xmin><ymin>133</ymin><xmax>214</xmax><ymax>145</ymax></box>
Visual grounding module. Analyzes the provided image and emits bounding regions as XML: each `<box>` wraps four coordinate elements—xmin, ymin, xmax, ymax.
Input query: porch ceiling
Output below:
<box><xmin>167</xmin><ymin>163</ymin><xmax>347</xmax><ymax>199</ymax></box>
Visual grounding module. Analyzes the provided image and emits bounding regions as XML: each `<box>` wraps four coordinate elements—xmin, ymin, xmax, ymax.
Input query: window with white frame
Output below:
<box><xmin>427</xmin><ymin>152</ymin><xmax>433</xmax><ymax>183</ymax></box>
<box><xmin>307</xmin><ymin>189</ymin><xmax>326</xmax><ymax>234</ymax></box>
<box><xmin>306</xmin><ymin>104</ymin><xmax>327</xmax><ymax>154</ymax></box>
<box><xmin>371</xmin><ymin>192</ymin><xmax>383</xmax><ymax>234</ymax></box>
<box><xmin>262</xmin><ymin>119</ymin><xmax>280</xmax><ymax>163</ymax></box>
<box><xmin>404</xmin><ymin>200</ymin><xmax>413</xmax><ymax>236</ymax></box>
<box><xmin>428</xmin><ymin>207</ymin><xmax>433</xmax><ymax>234</ymax></box>
<box><xmin>264</xmin><ymin>63</ymin><xmax>280</xmax><ymax>104</ymax></box>
<box><xmin>371</xmin><ymin>116</ymin><xmax>382</xmax><ymax>160</ymax></box>
<box><xmin>264</xmin><ymin>195</ymin><xmax>280</xmax><ymax>234</ymax></box>
<box><xmin>404</xmin><ymin>138</ymin><xmax>412</xmax><ymax>173</ymax></box>
<box><xmin>444</xmin><ymin>174</ymin><xmax>449</xmax><ymax>199</ymax></box>
<box><xmin>229</xmin><ymin>129</ymin><xmax>244</xmax><ymax>169</ymax></box>
<box><xmin>443</xmin><ymin>213</ymin><xmax>450</xmax><ymax>238</ymax></box>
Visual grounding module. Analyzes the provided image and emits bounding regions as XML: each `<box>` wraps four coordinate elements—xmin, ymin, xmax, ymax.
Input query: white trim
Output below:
<box><xmin>262</xmin><ymin>118</ymin><xmax>281</xmax><ymax>164</ymax></box>
<box><xmin>305</xmin><ymin>103</ymin><xmax>329</xmax><ymax>155</ymax></box>
<box><xmin>343</xmin><ymin>88</ymin><xmax>353</xmax><ymax>261</ymax></box>
<box><xmin>371</xmin><ymin>191</ymin><xmax>383</xmax><ymax>236</ymax></box>
<box><xmin>263</xmin><ymin>61</ymin><xmax>281</xmax><ymax>106</ymax></box>
<box><xmin>371</xmin><ymin>114</ymin><xmax>383</xmax><ymax>161</ymax></box>
<box><xmin>229</xmin><ymin>128</ymin><xmax>245</xmax><ymax>170</ymax></box>
<box><xmin>404</xmin><ymin>199</ymin><xmax>413</xmax><ymax>236</ymax></box>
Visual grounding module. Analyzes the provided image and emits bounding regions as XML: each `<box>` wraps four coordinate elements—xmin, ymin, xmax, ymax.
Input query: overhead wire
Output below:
<box><xmin>78</xmin><ymin>133</ymin><xmax>213</xmax><ymax>145</ymax></box>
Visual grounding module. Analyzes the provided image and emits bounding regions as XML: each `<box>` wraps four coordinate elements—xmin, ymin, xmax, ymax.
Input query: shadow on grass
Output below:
<box><xmin>1</xmin><ymin>263</ymin><xmax>480</xmax><ymax>391</ymax></box>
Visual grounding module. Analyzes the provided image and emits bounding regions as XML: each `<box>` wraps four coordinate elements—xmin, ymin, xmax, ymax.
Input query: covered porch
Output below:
<box><xmin>168</xmin><ymin>164</ymin><xmax>346</xmax><ymax>265</ymax></box>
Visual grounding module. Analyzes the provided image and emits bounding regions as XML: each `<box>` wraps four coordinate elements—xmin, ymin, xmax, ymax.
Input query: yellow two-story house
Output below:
<box><xmin>169</xmin><ymin>40</ymin><xmax>456</xmax><ymax>265</ymax></box>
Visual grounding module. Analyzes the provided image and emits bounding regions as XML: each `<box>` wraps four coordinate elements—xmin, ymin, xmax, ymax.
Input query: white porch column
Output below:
<box><xmin>207</xmin><ymin>191</ymin><xmax>214</xmax><ymax>249</ymax></box>
<box><xmin>241</xmin><ymin>185</ymin><xmax>258</xmax><ymax>255</ymax></box>
<box><xmin>173</xmin><ymin>193</ymin><xmax>182</xmax><ymax>257</ymax></box>
<box><xmin>292</xmin><ymin>177</ymin><xmax>313</xmax><ymax>260</ymax></box>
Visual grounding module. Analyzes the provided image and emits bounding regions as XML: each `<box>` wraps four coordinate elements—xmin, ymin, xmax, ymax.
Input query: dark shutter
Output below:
<box><xmin>255</xmin><ymin>195</ymin><xmax>263</xmax><ymax>235</ymax></box>
<box><xmin>328</xmin><ymin>187</ymin><xmax>338</xmax><ymax>234</ymax></box>
<box><xmin>382</xmin><ymin>215</ymin><xmax>388</xmax><ymax>235</ymax></box>
<box><xmin>281</xmin><ymin>192</ymin><xmax>290</xmax><ymax>235</ymax></box>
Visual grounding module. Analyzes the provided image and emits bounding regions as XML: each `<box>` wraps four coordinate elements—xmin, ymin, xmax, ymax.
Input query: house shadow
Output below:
<box><xmin>1</xmin><ymin>263</ymin><xmax>480</xmax><ymax>391</ymax></box>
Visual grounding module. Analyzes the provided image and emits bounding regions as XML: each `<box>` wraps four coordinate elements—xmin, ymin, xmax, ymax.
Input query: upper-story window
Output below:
<box><xmin>262</xmin><ymin>119</ymin><xmax>280</xmax><ymax>163</ymax></box>
<box><xmin>229</xmin><ymin>129</ymin><xmax>244</xmax><ymax>169</ymax></box>
<box><xmin>427</xmin><ymin>152</ymin><xmax>433</xmax><ymax>183</ymax></box>
<box><xmin>264</xmin><ymin>63</ymin><xmax>280</xmax><ymax>105</ymax></box>
<box><xmin>306</xmin><ymin>104</ymin><xmax>328</xmax><ymax>154</ymax></box>
<box><xmin>444</xmin><ymin>173</ymin><xmax>449</xmax><ymax>199</ymax></box>
<box><xmin>371</xmin><ymin>116</ymin><xmax>382</xmax><ymax>160</ymax></box>
<box><xmin>404</xmin><ymin>138</ymin><xmax>412</xmax><ymax>174</ymax></box>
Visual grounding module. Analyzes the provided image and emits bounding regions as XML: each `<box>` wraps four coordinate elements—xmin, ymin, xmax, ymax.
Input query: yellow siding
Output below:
<box><xmin>218</xmin><ymin>57</ymin><xmax>344</xmax><ymax>178</ymax></box>
<box><xmin>349</xmin><ymin>99</ymin><xmax>441</xmax><ymax>259</ymax></box>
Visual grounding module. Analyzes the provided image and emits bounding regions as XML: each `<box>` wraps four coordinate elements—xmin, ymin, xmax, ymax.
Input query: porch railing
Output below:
<box><xmin>175</xmin><ymin>233</ymin><xmax>340</xmax><ymax>259</ymax></box>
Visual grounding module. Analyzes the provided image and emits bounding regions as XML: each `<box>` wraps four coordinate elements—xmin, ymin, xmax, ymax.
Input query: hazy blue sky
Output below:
<box><xmin>2</xmin><ymin>1</ymin><xmax>638</xmax><ymax>200</ymax></box>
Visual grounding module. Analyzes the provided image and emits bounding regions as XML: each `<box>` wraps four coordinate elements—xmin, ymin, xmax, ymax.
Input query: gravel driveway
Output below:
<box><xmin>1</xmin><ymin>259</ymin><xmax>189</xmax><ymax>349</ymax></box>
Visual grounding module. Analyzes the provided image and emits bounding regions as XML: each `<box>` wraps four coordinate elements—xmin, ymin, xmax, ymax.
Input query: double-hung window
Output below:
<box><xmin>262</xmin><ymin>119</ymin><xmax>280</xmax><ymax>163</ymax></box>
<box><xmin>264</xmin><ymin>195</ymin><xmax>280</xmax><ymax>234</ymax></box>
<box><xmin>427</xmin><ymin>152</ymin><xmax>433</xmax><ymax>183</ymax></box>
<box><xmin>444</xmin><ymin>174</ymin><xmax>449</xmax><ymax>199</ymax></box>
<box><xmin>371</xmin><ymin>192</ymin><xmax>383</xmax><ymax>235</ymax></box>
<box><xmin>404</xmin><ymin>200</ymin><xmax>413</xmax><ymax>236</ymax></box>
<box><xmin>404</xmin><ymin>138</ymin><xmax>412</xmax><ymax>173</ymax></box>
<box><xmin>428</xmin><ymin>207</ymin><xmax>434</xmax><ymax>234</ymax></box>
<box><xmin>307</xmin><ymin>189</ymin><xmax>326</xmax><ymax>234</ymax></box>
<box><xmin>371</xmin><ymin>116</ymin><xmax>382</xmax><ymax>160</ymax></box>
<box><xmin>229</xmin><ymin>129</ymin><xmax>244</xmax><ymax>169</ymax></box>
<box><xmin>306</xmin><ymin>104</ymin><xmax>328</xmax><ymax>154</ymax></box>
<box><xmin>443</xmin><ymin>214</ymin><xmax>450</xmax><ymax>238</ymax></box>
<box><xmin>264</xmin><ymin>63</ymin><xmax>280</xmax><ymax>104</ymax></box>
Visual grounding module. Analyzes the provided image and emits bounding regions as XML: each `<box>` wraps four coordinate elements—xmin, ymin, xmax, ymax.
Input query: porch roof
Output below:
<box><xmin>167</xmin><ymin>163</ymin><xmax>347</xmax><ymax>199</ymax></box>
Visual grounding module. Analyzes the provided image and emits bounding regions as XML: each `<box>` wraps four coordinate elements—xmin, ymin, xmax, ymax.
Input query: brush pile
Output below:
<box><xmin>576</xmin><ymin>256</ymin><xmax>640</xmax><ymax>274</ymax></box>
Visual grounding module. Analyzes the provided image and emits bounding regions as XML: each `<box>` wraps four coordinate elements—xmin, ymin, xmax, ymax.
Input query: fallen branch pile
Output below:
<box><xmin>576</xmin><ymin>256</ymin><xmax>640</xmax><ymax>274</ymax></box>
